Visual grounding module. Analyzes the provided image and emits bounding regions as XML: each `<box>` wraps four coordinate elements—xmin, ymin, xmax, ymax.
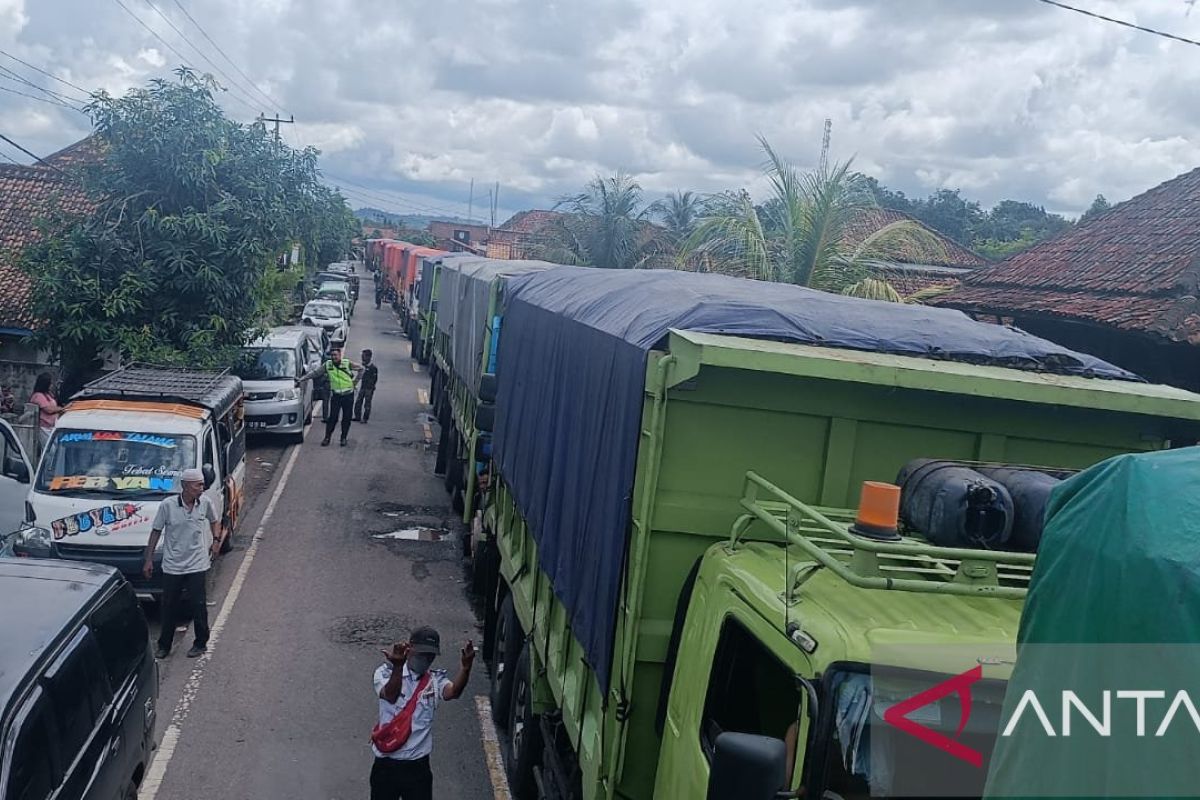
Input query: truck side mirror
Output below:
<box><xmin>202</xmin><ymin>463</ymin><xmax>216</xmax><ymax>488</ymax></box>
<box><xmin>706</xmin><ymin>732</ymin><xmax>787</xmax><ymax>800</ymax></box>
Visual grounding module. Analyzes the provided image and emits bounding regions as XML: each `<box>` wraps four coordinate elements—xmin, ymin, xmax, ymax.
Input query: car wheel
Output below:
<box><xmin>490</xmin><ymin>593</ymin><xmax>520</xmax><ymax>727</ymax></box>
<box><xmin>123</xmin><ymin>779</ymin><xmax>139</xmax><ymax>799</ymax></box>
<box><xmin>506</xmin><ymin>642</ymin><xmax>542</xmax><ymax>799</ymax></box>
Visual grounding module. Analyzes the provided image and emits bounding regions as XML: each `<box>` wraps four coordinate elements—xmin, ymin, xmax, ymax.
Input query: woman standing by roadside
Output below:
<box><xmin>29</xmin><ymin>372</ymin><xmax>63</xmax><ymax>447</ymax></box>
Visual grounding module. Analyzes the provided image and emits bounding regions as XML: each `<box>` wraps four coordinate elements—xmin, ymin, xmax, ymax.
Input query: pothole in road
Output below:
<box><xmin>380</xmin><ymin>330</ymin><xmax>408</xmax><ymax>337</ymax></box>
<box><xmin>328</xmin><ymin>614</ymin><xmax>415</xmax><ymax>647</ymax></box>
<box><xmin>368</xmin><ymin>503</ymin><xmax>454</xmax><ymax>544</ymax></box>
<box><xmin>380</xmin><ymin>435</ymin><xmax>424</xmax><ymax>449</ymax></box>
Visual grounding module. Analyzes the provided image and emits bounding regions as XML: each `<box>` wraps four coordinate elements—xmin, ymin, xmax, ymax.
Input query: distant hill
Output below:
<box><xmin>354</xmin><ymin>207</ymin><xmax>474</xmax><ymax>229</ymax></box>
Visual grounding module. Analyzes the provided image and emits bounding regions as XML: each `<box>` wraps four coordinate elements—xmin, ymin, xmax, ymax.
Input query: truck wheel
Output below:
<box><xmin>506</xmin><ymin>643</ymin><xmax>542</xmax><ymax>799</ymax></box>
<box><xmin>490</xmin><ymin>593</ymin><xmax>520</xmax><ymax>727</ymax></box>
<box><xmin>443</xmin><ymin>429</ymin><xmax>459</xmax><ymax>493</ymax></box>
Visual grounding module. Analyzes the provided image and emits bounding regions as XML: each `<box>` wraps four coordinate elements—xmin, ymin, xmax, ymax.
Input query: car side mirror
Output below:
<box><xmin>706</xmin><ymin>732</ymin><xmax>787</xmax><ymax>800</ymax></box>
<box><xmin>202</xmin><ymin>463</ymin><xmax>216</xmax><ymax>488</ymax></box>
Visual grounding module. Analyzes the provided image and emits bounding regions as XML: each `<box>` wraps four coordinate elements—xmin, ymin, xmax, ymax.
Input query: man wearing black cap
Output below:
<box><xmin>371</xmin><ymin>626</ymin><xmax>475</xmax><ymax>799</ymax></box>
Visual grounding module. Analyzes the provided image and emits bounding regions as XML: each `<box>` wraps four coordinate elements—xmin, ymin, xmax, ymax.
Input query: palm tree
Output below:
<box><xmin>649</xmin><ymin>190</ymin><xmax>704</xmax><ymax>243</ymax></box>
<box><xmin>683</xmin><ymin>137</ymin><xmax>945</xmax><ymax>296</ymax></box>
<box><xmin>555</xmin><ymin>172</ymin><xmax>648</xmax><ymax>269</ymax></box>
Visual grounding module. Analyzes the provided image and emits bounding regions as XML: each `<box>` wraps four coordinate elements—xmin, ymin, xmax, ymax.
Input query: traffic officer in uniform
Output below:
<box><xmin>371</xmin><ymin>627</ymin><xmax>475</xmax><ymax>800</ymax></box>
<box><xmin>298</xmin><ymin>345</ymin><xmax>361</xmax><ymax>446</ymax></box>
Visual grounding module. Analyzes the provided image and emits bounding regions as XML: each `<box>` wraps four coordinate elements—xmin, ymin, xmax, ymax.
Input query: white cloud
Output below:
<box><xmin>3</xmin><ymin>0</ymin><xmax>1200</xmax><ymax>219</ymax></box>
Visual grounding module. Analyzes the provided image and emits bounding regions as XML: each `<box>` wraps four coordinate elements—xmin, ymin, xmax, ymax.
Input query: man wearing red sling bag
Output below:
<box><xmin>371</xmin><ymin>626</ymin><xmax>475</xmax><ymax>800</ymax></box>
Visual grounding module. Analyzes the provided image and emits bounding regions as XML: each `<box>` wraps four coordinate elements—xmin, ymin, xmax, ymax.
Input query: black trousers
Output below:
<box><xmin>354</xmin><ymin>388</ymin><xmax>375</xmax><ymax>421</ymax></box>
<box><xmin>369</xmin><ymin>756</ymin><xmax>432</xmax><ymax>800</ymax></box>
<box><xmin>325</xmin><ymin>392</ymin><xmax>354</xmax><ymax>440</ymax></box>
<box><xmin>158</xmin><ymin>570</ymin><xmax>209</xmax><ymax>651</ymax></box>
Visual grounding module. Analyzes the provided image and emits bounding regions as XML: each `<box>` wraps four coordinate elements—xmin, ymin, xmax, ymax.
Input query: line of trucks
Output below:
<box><xmin>393</xmin><ymin>245</ymin><xmax>1200</xmax><ymax>800</ymax></box>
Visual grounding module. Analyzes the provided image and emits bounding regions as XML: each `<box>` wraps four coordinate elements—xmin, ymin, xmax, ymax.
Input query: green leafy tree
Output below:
<box><xmin>1080</xmin><ymin>194</ymin><xmax>1112</xmax><ymax>224</ymax></box>
<box><xmin>554</xmin><ymin>172</ymin><xmax>649</xmax><ymax>269</ymax></box>
<box><xmin>21</xmin><ymin>69</ymin><xmax>354</xmax><ymax>385</ymax></box>
<box><xmin>683</xmin><ymin>137</ymin><xmax>944</xmax><ymax>294</ymax></box>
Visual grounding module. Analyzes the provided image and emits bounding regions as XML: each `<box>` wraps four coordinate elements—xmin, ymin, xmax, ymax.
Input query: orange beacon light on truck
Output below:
<box><xmin>850</xmin><ymin>481</ymin><xmax>901</xmax><ymax>541</ymax></box>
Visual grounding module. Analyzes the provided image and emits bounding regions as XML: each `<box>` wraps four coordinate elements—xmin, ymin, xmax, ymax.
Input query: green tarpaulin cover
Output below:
<box><xmin>985</xmin><ymin>447</ymin><xmax>1200</xmax><ymax>798</ymax></box>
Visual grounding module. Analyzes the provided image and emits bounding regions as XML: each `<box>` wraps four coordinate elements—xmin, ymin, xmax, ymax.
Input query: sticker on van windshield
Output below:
<box><xmin>59</xmin><ymin>431</ymin><xmax>178</xmax><ymax>448</ymax></box>
<box><xmin>48</xmin><ymin>475</ymin><xmax>178</xmax><ymax>492</ymax></box>
<box><xmin>50</xmin><ymin>502</ymin><xmax>144</xmax><ymax>540</ymax></box>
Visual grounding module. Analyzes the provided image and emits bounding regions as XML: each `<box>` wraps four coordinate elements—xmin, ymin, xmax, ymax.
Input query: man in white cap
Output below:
<box><xmin>142</xmin><ymin>467</ymin><xmax>223</xmax><ymax>658</ymax></box>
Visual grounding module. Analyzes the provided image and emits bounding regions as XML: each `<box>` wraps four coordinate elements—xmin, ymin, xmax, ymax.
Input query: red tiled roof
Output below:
<box><xmin>0</xmin><ymin>157</ymin><xmax>93</xmax><ymax>330</ymax></box>
<box><xmin>841</xmin><ymin>208</ymin><xmax>987</xmax><ymax>268</ymax></box>
<box><xmin>875</xmin><ymin>265</ymin><xmax>974</xmax><ymax>297</ymax></box>
<box><xmin>936</xmin><ymin>166</ymin><xmax>1200</xmax><ymax>343</ymax></box>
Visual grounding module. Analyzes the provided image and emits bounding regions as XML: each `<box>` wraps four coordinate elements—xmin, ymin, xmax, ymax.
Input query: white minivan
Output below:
<box><xmin>12</xmin><ymin>366</ymin><xmax>246</xmax><ymax>598</ymax></box>
<box><xmin>237</xmin><ymin>328</ymin><xmax>316</xmax><ymax>442</ymax></box>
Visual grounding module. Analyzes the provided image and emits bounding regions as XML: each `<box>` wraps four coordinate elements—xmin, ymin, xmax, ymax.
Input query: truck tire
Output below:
<box><xmin>490</xmin><ymin>593</ymin><xmax>520</xmax><ymax>727</ymax></box>
<box><xmin>506</xmin><ymin>643</ymin><xmax>542</xmax><ymax>799</ymax></box>
<box><xmin>443</xmin><ymin>428</ymin><xmax>460</xmax><ymax>493</ymax></box>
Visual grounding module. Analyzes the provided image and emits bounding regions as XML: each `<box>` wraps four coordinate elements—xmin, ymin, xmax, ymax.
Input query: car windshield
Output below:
<box><xmin>305</xmin><ymin>302</ymin><xmax>342</xmax><ymax>320</ymax></box>
<box><xmin>35</xmin><ymin>430</ymin><xmax>198</xmax><ymax>498</ymax></box>
<box><xmin>816</xmin><ymin>668</ymin><xmax>1006</xmax><ymax>798</ymax></box>
<box><xmin>236</xmin><ymin>347</ymin><xmax>297</xmax><ymax>380</ymax></box>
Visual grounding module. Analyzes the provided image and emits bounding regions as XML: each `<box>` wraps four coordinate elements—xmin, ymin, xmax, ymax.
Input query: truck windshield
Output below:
<box><xmin>817</xmin><ymin>667</ymin><xmax>1006</xmax><ymax>798</ymax></box>
<box><xmin>237</xmin><ymin>348</ymin><xmax>297</xmax><ymax>380</ymax></box>
<box><xmin>35</xmin><ymin>430</ymin><xmax>198</xmax><ymax>498</ymax></box>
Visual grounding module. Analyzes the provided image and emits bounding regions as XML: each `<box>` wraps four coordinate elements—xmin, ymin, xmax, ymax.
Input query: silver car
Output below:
<box><xmin>301</xmin><ymin>300</ymin><xmax>348</xmax><ymax>345</ymax></box>
<box><xmin>237</xmin><ymin>329</ymin><xmax>316</xmax><ymax>442</ymax></box>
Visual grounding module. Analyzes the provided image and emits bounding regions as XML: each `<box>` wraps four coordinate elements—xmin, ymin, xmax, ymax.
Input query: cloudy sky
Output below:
<box><xmin>2</xmin><ymin>0</ymin><xmax>1199</xmax><ymax>221</ymax></box>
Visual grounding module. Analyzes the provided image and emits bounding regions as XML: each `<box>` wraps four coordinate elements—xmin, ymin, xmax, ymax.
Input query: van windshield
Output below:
<box><xmin>35</xmin><ymin>430</ymin><xmax>198</xmax><ymax>498</ymax></box>
<box><xmin>236</xmin><ymin>347</ymin><xmax>297</xmax><ymax>380</ymax></box>
<box><xmin>305</xmin><ymin>302</ymin><xmax>342</xmax><ymax>320</ymax></box>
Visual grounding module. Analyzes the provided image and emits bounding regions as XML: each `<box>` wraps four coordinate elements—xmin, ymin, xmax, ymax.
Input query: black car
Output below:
<box><xmin>0</xmin><ymin>560</ymin><xmax>157</xmax><ymax>800</ymax></box>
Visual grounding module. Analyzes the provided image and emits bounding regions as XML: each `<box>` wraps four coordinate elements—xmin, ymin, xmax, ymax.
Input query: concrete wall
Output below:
<box><xmin>0</xmin><ymin>333</ymin><xmax>55</xmax><ymax>404</ymax></box>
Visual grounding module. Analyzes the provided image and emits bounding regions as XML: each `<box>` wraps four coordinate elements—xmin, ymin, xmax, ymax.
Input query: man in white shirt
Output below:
<box><xmin>371</xmin><ymin>626</ymin><xmax>475</xmax><ymax>800</ymax></box>
<box><xmin>142</xmin><ymin>467</ymin><xmax>222</xmax><ymax>659</ymax></box>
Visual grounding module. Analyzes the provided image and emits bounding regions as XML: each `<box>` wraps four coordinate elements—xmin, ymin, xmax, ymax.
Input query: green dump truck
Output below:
<box><xmin>425</xmin><ymin>265</ymin><xmax>1200</xmax><ymax>800</ymax></box>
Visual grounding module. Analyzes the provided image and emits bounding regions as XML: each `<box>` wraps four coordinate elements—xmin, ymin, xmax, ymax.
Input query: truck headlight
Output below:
<box><xmin>275</xmin><ymin>387</ymin><xmax>300</xmax><ymax>401</ymax></box>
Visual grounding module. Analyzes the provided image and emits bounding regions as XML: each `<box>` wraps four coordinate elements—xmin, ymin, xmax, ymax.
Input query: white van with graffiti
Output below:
<box><xmin>12</xmin><ymin>367</ymin><xmax>246</xmax><ymax>598</ymax></box>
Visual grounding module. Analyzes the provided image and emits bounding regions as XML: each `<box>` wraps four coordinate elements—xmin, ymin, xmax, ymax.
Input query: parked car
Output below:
<box><xmin>301</xmin><ymin>300</ymin><xmax>348</xmax><ymax>345</ymax></box>
<box><xmin>13</xmin><ymin>367</ymin><xmax>246</xmax><ymax>597</ymax></box>
<box><xmin>0</xmin><ymin>559</ymin><xmax>157</xmax><ymax>800</ymax></box>
<box><xmin>0</xmin><ymin>417</ymin><xmax>33</xmax><ymax>538</ymax></box>
<box><xmin>315</xmin><ymin>281</ymin><xmax>355</xmax><ymax>317</ymax></box>
<box><xmin>235</xmin><ymin>329</ymin><xmax>316</xmax><ymax>443</ymax></box>
<box><xmin>314</xmin><ymin>270</ymin><xmax>359</xmax><ymax>300</ymax></box>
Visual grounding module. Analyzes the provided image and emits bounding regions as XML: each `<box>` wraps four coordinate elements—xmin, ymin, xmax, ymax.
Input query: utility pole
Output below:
<box><xmin>492</xmin><ymin>182</ymin><xmax>500</xmax><ymax>228</ymax></box>
<box><xmin>467</xmin><ymin>178</ymin><xmax>475</xmax><ymax>223</ymax></box>
<box><xmin>258</xmin><ymin>113</ymin><xmax>294</xmax><ymax>142</ymax></box>
<box><xmin>820</xmin><ymin>118</ymin><xmax>832</xmax><ymax>173</ymax></box>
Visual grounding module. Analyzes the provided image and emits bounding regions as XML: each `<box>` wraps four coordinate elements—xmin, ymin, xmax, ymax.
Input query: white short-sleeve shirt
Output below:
<box><xmin>372</xmin><ymin>663</ymin><xmax>450</xmax><ymax>760</ymax></box>
<box><xmin>151</xmin><ymin>494</ymin><xmax>218</xmax><ymax>575</ymax></box>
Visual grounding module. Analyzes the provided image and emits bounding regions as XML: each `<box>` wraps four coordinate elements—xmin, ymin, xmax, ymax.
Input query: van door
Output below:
<box><xmin>0</xmin><ymin>418</ymin><xmax>32</xmax><ymax>535</ymax></box>
<box><xmin>201</xmin><ymin>423</ymin><xmax>225</xmax><ymax>531</ymax></box>
<box><xmin>1</xmin><ymin>685</ymin><xmax>58</xmax><ymax>800</ymax></box>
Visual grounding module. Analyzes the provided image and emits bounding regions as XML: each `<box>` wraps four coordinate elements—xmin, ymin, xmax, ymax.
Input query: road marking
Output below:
<box><xmin>140</xmin><ymin>442</ymin><xmax>304</xmax><ymax>799</ymax></box>
<box><xmin>474</xmin><ymin>696</ymin><xmax>512</xmax><ymax>800</ymax></box>
<box><xmin>417</xmin><ymin>388</ymin><xmax>429</xmax><ymax>406</ymax></box>
<box><xmin>421</xmin><ymin>421</ymin><xmax>433</xmax><ymax>447</ymax></box>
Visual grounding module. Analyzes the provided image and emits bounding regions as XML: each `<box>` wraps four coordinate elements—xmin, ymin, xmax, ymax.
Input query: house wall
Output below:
<box><xmin>0</xmin><ymin>332</ymin><xmax>55</xmax><ymax>405</ymax></box>
<box><xmin>428</xmin><ymin>221</ymin><xmax>490</xmax><ymax>246</ymax></box>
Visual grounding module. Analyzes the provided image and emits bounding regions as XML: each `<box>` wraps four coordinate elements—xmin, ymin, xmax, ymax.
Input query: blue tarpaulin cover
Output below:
<box><xmin>492</xmin><ymin>267</ymin><xmax>1138</xmax><ymax>693</ymax></box>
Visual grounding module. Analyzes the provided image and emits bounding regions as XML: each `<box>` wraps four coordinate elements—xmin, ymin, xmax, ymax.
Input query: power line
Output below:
<box><xmin>0</xmin><ymin>147</ymin><xmax>19</xmax><ymax>166</ymax></box>
<box><xmin>0</xmin><ymin>132</ymin><xmax>70</xmax><ymax>176</ymax></box>
<box><xmin>0</xmin><ymin>48</ymin><xmax>91</xmax><ymax>98</ymax></box>
<box><xmin>324</xmin><ymin>172</ymin><xmax>475</xmax><ymax>219</ymax></box>
<box><xmin>170</xmin><ymin>0</ymin><xmax>284</xmax><ymax>114</ymax></box>
<box><xmin>0</xmin><ymin>81</ymin><xmax>85</xmax><ymax>114</ymax></box>
<box><xmin>109</xmin><ymin>0</ymin><xmax>258</xmax><ymax>116</ymax></box>
<box><xmin>0</xmin><ymin>65</ymin><xmax>84</xmax><ymax>110</ymax></box>
<box><xmin>139</xmin><ymin>0</ymin><xmax>267</xmax><ymax>113</ymax></box>
<box><xmin>1036</xmin><ymin>0</ymin><xmax>1200</xmax><ymax>48</ymax></box>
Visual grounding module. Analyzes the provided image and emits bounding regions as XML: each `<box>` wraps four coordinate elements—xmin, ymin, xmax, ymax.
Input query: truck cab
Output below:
<box><xmin>13</xmin><ymin>367</ymin><xmax>246</xmax><ymax>598</ymax></box>
<box><xmin>656</xmin><ymin>478</ymin><xmax>1023</xmax><ymax>798</ymax></box>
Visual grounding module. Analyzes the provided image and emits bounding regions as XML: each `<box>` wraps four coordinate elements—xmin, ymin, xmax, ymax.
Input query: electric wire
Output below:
<box><xmin>0</xmin><ymin>132</ymin><xmax>70</xmax><ymax>176</ymax></box>
<box><xmin>170</xmin><ymin>0</ymin><xmax>284</xmax><ymax>114</ymax></box>
<box><xmin>109</xmin><ymin>0</ymin><xmax>258</xmax><ymax>116</ymax></box>
<box><xmin>324</xmin><ymin>173</ymin><xmax>474</xmax><ymax>219</ymax></box>
<box><xmin>0</xmin><ymin>82</ymin><xmax>85</xmax><ymax>114</ymax></box>
<box><xmin>0</xmin><ymin>48</ymin><xmax>91</xmax><ymax>98</ymax></box>
<box><xmin>1036</xmin><ymin>0</ymin><xmax>1200</xmax><ymax>48</ymax></box>
<box><xmin>139</xmin><ymin>0</ymin><xmax>268</xmax><ymax>114</ymax></box>
<box><xmin>0</xmin><ymin>65</ymin><xmax>84</xmax><ymax>110</ymax></box>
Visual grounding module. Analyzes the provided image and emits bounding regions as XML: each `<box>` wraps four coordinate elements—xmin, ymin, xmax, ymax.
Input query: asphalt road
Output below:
<box><xmin>143</xmin><ymin>296</ymin><xmax>497</xmax><ymax>800</ymax></box>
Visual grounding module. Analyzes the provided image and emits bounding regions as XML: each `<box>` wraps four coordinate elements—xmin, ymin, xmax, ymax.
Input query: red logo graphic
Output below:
<box><xmin>883</xmin><ymin>665</ymin><xmax>983</xmax><ymax>767</ymax></box>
